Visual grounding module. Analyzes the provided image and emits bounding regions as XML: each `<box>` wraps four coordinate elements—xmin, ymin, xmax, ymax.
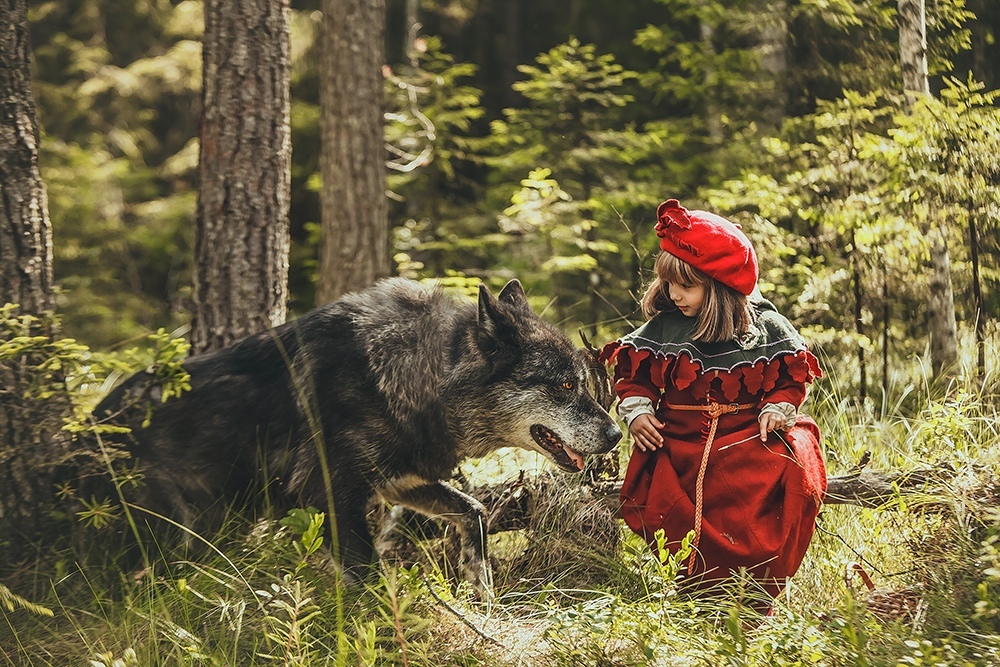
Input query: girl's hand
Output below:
<box><xmin>629</xmin><ymin>413</ymin><xmax>665</xmax><ymax>451</ymax></box>
<box><xmin>758</xmin><ymin>411</ymin><xmax>785</xmax><ymax>440</ymax></box>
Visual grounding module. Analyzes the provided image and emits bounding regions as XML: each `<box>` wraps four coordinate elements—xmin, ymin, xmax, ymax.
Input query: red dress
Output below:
<box><xmin>601</xmin><ymin>300</ymin><xmax>826</xmax><ymax>599</ymax></box>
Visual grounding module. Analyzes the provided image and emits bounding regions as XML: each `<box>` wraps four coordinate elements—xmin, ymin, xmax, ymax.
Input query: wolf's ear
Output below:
<box><xmin>497</xmin><ymin>279</ymin><xmax>530</xmax><ymax>311</ymax></box>
<box><xmin>477</xmin><ymin>283</ymin><xmax>522</xmax><ymax>355</ymax></box>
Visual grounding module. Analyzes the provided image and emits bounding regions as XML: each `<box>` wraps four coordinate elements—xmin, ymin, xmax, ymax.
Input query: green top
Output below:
<box><xmin>616</xmin><ymin>298</ymin><xmax>809</xmax><ymax>372</ymax></box>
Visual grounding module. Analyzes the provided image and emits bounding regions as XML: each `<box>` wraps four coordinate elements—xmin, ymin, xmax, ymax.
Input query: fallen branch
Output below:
<box><xmin>378</xmin><ymin>463</ymin><xmax>962</xmax><ymax>547</ymax></box>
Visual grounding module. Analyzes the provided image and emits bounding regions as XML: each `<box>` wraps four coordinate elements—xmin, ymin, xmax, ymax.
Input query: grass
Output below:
<box><xmin>3</xmin><ymin>332</ymin><xmax>1000</xmax><ymax>666</ymax></box>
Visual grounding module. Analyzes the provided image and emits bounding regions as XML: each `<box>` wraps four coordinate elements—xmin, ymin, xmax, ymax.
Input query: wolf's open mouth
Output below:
<box><xmin>530</xmin><ymin>424</ymin><xmax>585</xmax><ymax>472</ymax></box>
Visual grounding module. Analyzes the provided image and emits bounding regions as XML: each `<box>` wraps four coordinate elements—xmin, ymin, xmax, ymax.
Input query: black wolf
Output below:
<box><xmin>92</xmin><ymin>278</ymin><xmax>622</xmax><ymax>591</ymax></box>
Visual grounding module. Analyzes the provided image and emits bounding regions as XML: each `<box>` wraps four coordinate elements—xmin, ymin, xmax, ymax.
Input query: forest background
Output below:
<box><xmin>4</xmin><ymin>0</ymin><xmax>1000</xmax><ymax>665</ymax></box>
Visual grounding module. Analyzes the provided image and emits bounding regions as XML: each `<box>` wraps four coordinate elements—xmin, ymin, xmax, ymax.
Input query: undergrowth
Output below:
<box><xmin>3</xmin><ymin>308</ymin><xmax>1000</xmax><ymax>665</ymax></box>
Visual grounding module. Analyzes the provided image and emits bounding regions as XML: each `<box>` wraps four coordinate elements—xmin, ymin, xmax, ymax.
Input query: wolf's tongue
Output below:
<box><xmin>564</xmin><ymin>446</ymin><xmax>585</xmax><ymax>471</ymax></box>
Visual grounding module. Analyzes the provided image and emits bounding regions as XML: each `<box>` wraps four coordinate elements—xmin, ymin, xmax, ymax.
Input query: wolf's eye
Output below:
<box><xmin>563</xmin><ymin>381</ymin><xmax>575</xmax><ymax>391</ymax></box>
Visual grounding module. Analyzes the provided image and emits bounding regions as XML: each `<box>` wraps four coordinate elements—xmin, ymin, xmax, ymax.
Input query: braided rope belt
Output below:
<box><xmin>663</xmin><ymin>401</ymin><xmax>755</xmax><ymax>573</ymax></box>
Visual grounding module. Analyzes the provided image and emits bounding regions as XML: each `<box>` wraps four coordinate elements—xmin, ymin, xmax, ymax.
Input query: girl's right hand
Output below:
<box><xmin>629</xmin><ymin>413</ymin><xmax>665</xmax><ymax>451</ymax></box>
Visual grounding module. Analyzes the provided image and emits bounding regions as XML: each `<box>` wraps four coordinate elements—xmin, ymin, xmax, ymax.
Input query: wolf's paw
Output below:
<box><xmin>462</xmin><ymin>556</ymin><xmax>495</xmax><ymax>601</ymax></box>
<box><xmin>374</xmin><ymin>505</ymin><xmax>408</xmax><ymax>558</ymax></box>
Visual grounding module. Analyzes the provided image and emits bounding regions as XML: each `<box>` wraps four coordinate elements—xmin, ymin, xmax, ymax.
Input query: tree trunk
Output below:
<box><xmin>503</xmin><ymin>0</ymin><xmax>522</xmax><ymax>108</ymax></box>
<box><xmin>191</xmin><ymin>0</ymin><xmax>292</xmax><ymax>354</ymax></box>
<box><xmin>0</xmin><ymin>0</ymin><xmax>64</xmax><ymax>549</ymax></box>
<box><xmin>315</xmin><ymin>0</ymin><xmax>390</xmax><ymax>305</ymax></box>
<box><xmin>968</xmin><ymin>203</ymin><xmax>985</xmax><ymax>377</ymax></box>
<box><xmin>701</xmin><ymin>19</ymin><xmax>723</xmax><ymax>146</ymax></box>
<box><xmin>898</xmin><ymin>0</ymin><xmax>958</xmax><ymax>377</ymax></box>
<box><xmin>0</xmin><ymin>0</ymin><xmax>53</xmax><ymax>316</ymax></box>
<box><xmin>898</xmin><ymin>0</ymin><xmax>929</xmax><ymax>107</ymax></box>
<box><xmin>882</xmin><ymin>256</ymin><xmax>890</xmax><ymax>397</ymax></box>
<box><xmin>928</xmin><ymin>224</ymin><xmax>959</xmax><ymax>375</ymax></box>
<box><xmin>852</xmin><ymin>232</ymin><xmax>866</xmax><ymax>402</ymax></box>
<box><xmin>758</xmin><ymin>0</ymin><xmax>788</xmax><ymax>127</ymax></box>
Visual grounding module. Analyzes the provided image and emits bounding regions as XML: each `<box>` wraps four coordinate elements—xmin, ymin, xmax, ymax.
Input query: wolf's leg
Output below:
<box><xmin>374</xmin><ymin>504</ymin><xmax>408</xmax><ymax>558</ymax></box>
<box><xmin>381</xmin><ymin>478</ymin><xmax>493</xmax><ymax>598</ymax></box>
<box><xmin>333</xmin><ymin>503</ymin><xmax>376</xmax><ymax>585</ymax></box>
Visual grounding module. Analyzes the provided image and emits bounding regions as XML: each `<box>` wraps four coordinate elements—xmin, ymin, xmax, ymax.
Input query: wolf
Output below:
<box><xmin>91</xmin><ymin>278</ymin><xmax>622</xmax><ymax>592</ymax></box>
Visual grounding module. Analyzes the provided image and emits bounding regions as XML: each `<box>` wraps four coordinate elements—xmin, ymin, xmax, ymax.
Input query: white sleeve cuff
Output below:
<box><xmin>759</xmin><ymin>402</ymin><xmax>798</xmax><ymax>430</ymax></box>
<box><xmin>617</xmin><ymin>396</ymin><xmax>654</xmax><ymax>426</ymax></box>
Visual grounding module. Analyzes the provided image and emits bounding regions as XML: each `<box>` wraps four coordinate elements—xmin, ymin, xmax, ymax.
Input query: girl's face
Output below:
<box><xmin>667</xmin><ymin>280</ymin><xmax>706</xmax><ymax>317</ymax></box>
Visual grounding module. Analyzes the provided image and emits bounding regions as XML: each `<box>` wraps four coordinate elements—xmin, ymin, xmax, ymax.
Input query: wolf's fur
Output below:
<box><xmin>92</xmin><ymin>278</ymin><xmax>621</xmax><ymax>591</ymax></box>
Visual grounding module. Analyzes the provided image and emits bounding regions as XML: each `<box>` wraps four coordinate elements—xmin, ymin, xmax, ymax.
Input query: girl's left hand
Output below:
<box><xmin>758</xmin><ymin>412</ymin><xmax>785</xmax><ymax>440</ymax></box>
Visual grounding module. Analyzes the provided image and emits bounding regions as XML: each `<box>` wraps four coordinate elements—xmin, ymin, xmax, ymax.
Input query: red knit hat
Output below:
<box><xmin>654</xmin><ymin>199</ymin><xmax>758</xmax><ymax>295</ymax></box>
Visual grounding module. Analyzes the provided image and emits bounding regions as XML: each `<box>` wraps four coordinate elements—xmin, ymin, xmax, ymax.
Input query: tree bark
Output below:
<box><xmin>927</xmin><ymin>224</ymin><xmax>958</xmax><ymax>375</ymax></box>
<box><xmin>968</xmin><ymin>203</ymin><xmax>985</xmax><ymax>377</ymax></box>
<box><xmin>191</xmin><ymin>0</ymin><xmax>292</xmax><ymax>354</ymax></box>
<box><xmin>898</xmin><ymin>0</ymin><xmax>958</xmax><ymax>378</ymax></box>
<box><xmin>882</xmin><ymin>256</ymin><xmax>890</xmax><ymax>396</ymax></box>
<box><xmin>898</xmin><ymin>0</ymin><xmax>929</xmax><ymax>107</ymax></box>
<box><xmin>758</xmin><ymin>0</ymin><xmax>789</xmax><ymax>128</ymax></box>
<box><xmin>315</xmin><ymin>0</ymin><xmax>390</xmax><ymax>305</ymax></box>
<box><xmin>0</xmin><ymin>0</ymin><xmax>64</xmax><ymax>548</ymax></box>
<box><xmin>852</xmin><ymin>231</ymin><xmax>866</xmax><ymax>402</ymax></box>
<box><xmin>0</xmin><ymin>0</ymin><xmax>54</xmax><ymax>316</ymax></box>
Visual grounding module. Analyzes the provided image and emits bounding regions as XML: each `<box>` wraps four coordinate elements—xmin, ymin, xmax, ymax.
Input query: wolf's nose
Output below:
<box><xmin>605</xmin><ymin>423</ymin><xmax>623</xmax><ymax>447</ymax></box>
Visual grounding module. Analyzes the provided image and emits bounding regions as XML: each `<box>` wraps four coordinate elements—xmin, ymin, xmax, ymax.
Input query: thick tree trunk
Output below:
<box><xmin>0</xmin><ymin>0</ymin><xmax>64</xmax><ymax>548</ymax></box>
<box><xmin>191</xmin><ymin>0</ymin><xmax>292</xmax><ymax>354</ymax></box>
<box><xmin>0</xmin><ymin>0</ymin><xmax>53</xmax><ymax>316</ymax></box>
<box><xmin>315</xmin><ymin>0</ymin><xmax>390</xmax><ymax>305</ymax></box>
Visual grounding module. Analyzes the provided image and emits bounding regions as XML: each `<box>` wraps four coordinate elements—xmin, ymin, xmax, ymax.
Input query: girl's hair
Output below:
<box><xmin>640</xmin><ymin>252</ymin><xmax>753</xmax><ymax>343</ymax></box>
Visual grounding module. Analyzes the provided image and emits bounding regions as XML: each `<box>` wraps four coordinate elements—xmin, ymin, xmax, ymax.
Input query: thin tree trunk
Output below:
<box><xmin>928</xmin><ymin>224</ymin><xmax>958</xmax><ymax>375</ymax></box>
<box><xmin>898</xmin><ymin>0</ymin><xmax>929</xmax><ymax>106</ymax></box>
<box><xmin>758</xmin><ymin>0</ymin><xmax>788</xmax><ymax>127</ymax></box>
<box><xmin>503</xmin><ymin>0</ymin><xmax>521</xmax><ymax>107</ymax></box>
<box><xmin>852</xmin><ymin>232</ymin><xmax>866</xmax><ymax>402</ymax></box>
<box><xmin>404</xmin><ymin>0</ymin><xmax>419</xmax><ymax>67</ymax></box>
<box><xmin>701</xmin><ymin>20</ymin><xmax>723</xmax><ymax>146</ymax></box>
<box><xmin>191</xmin><ymin>0</ymin><xmax>292</xmax><ymax>354</ymax></box>
<box><xmin>882</xmin><ymin>255</ymin><xmax>889</xmax><ymax>397</ymax></box>
<box><xmin>315</xmin><ymin>0</ymin><xmax>390</xmax><ymax>305</ymax></box>
<box><xmin>968</xmin><ymin>203</ymin><xmax>985</xmax><ymax>377</ymax></box>
<box><xmin>898</xmin><ymin>0</ymin><xmax>958</xmax><ymax>377</ymax></box>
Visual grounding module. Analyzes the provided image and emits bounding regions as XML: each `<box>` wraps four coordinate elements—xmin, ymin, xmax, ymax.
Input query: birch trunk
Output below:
<box><xmin>898</xmin><ymin>0</ymin><xmax>929</xmax><ymax>105</ymax></box>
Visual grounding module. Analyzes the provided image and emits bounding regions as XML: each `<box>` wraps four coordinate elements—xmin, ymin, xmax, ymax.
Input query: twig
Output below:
<box><xmin>418</xmin><ymin>571</ymin><xmax>508</xmax><ymax>651</ymax></box>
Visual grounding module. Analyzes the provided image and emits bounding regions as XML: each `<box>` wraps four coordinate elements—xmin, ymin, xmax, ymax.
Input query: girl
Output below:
<box><xmin>601</xmin><ymin>199</ymin><xmax>826</xmax><ymax>603</ymax></box>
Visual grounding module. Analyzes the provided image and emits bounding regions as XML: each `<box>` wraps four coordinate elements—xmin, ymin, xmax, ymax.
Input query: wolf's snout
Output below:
<box><xmin>605</xmin><ymin>423</ymin><xmax>623</xmax><ymax>449</ymax></box>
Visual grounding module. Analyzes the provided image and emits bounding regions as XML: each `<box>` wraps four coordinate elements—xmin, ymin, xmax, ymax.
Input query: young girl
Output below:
<box><xmin>600</xmin><ymin>199</ymin><xmax>826</xmax><ymax>603</ymax></box>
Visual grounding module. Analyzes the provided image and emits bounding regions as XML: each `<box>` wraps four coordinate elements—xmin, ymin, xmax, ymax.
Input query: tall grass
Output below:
<box><xmin>4</xmin><ymin>329</ymin><xmax>1000</xmax><ymax>666</ymax></box>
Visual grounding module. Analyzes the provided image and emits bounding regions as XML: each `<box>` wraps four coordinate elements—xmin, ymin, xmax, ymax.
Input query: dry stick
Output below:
<box><xmin>418</xmin><ymin>571</ymin><xmax>509</xmax><ymax>652</ymax></box>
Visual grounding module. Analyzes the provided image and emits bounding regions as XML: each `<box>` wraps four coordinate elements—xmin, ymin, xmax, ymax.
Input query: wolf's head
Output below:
<box><xmin>459</xmin><ymin>280</ymin><xmax>622</xmax><ymax>472</ymax></box>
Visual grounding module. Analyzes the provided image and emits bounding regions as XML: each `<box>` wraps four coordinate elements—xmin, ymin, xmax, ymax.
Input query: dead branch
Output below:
<box><xmin>375</xmin><ymin>460</ymin><xmax>967</xmax><ymax>553</ymax></box>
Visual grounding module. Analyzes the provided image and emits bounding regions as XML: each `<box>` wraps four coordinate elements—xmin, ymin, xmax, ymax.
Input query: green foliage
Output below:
<box><xmin>977</xmin><ymin>510</ymin><xmax>1000</xmax><ymax>623</ymax></box>
<box><xmin>31</xmin><ymin>0</ymin><xmax>201</xmax><ymax>348</ymax></box>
